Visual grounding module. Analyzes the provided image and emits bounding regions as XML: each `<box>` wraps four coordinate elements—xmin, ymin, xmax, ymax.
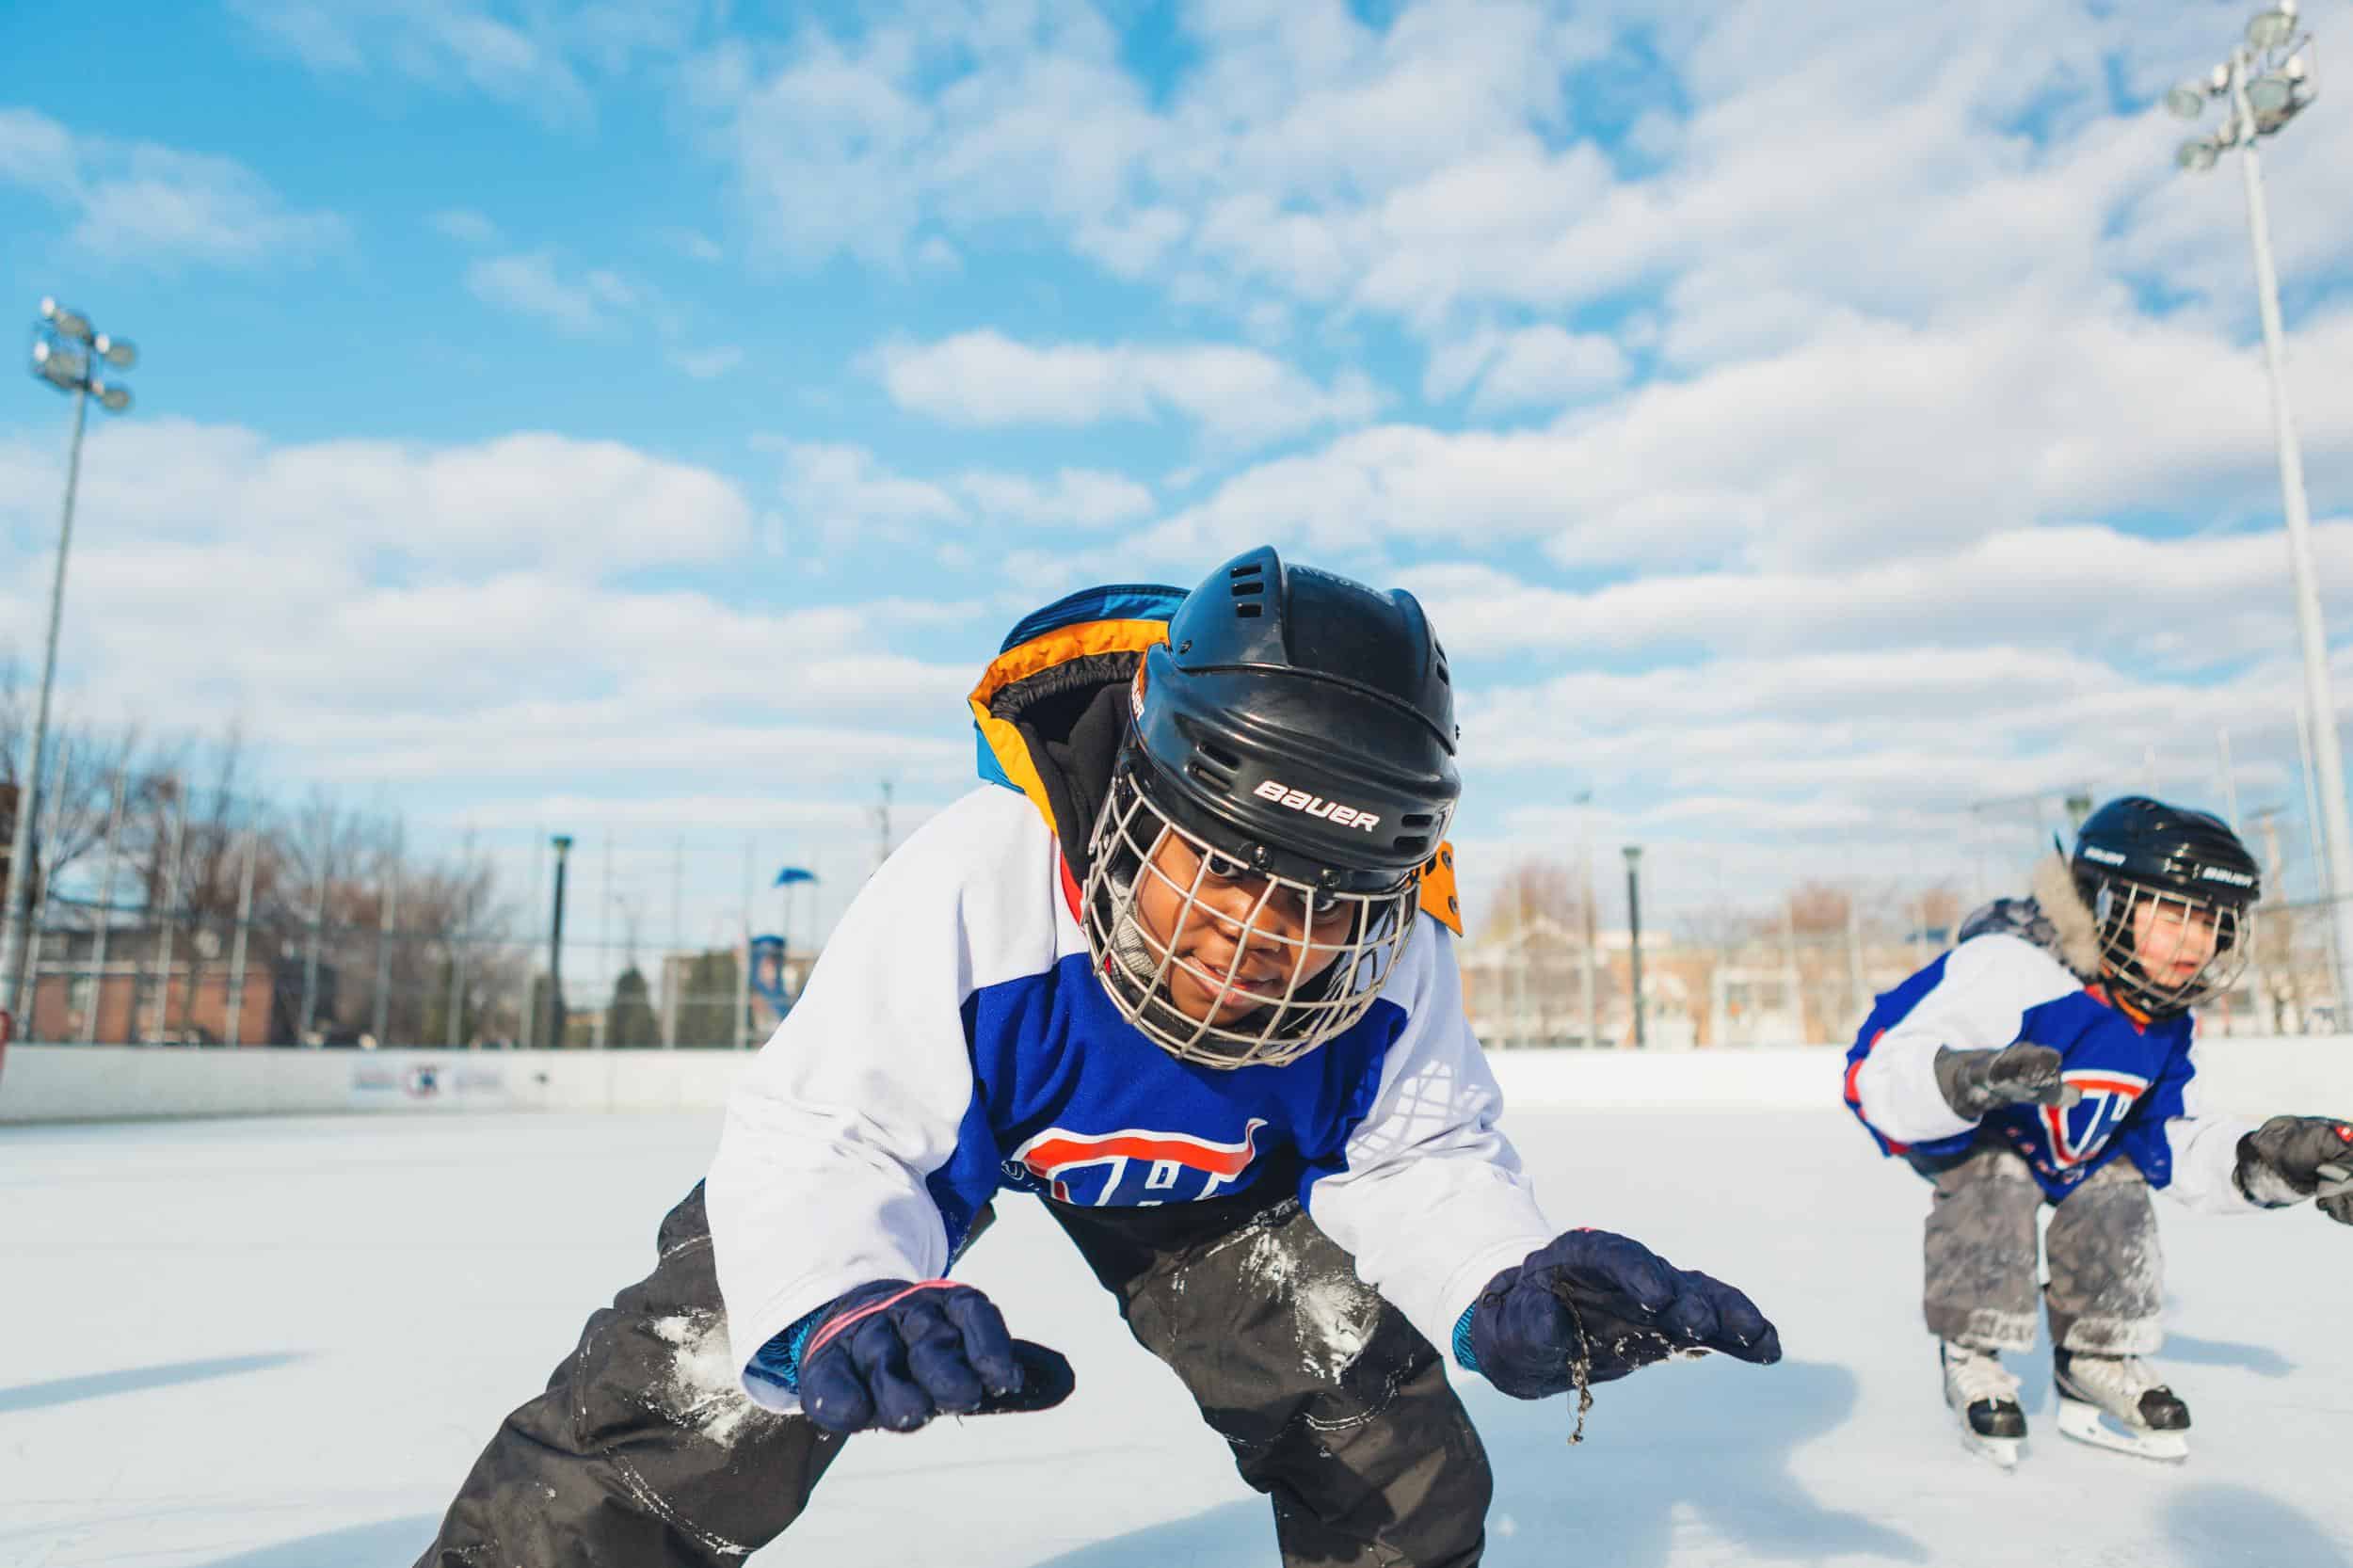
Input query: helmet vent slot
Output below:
<box><xmin>1235</xmin><ymin>600</ymin><xmax>1264</xmax><ymax>617</ymax></box>
<box><xmin>1401</xmin><ymin>812</ymin><xmax>1435</xmax><ymax>828</ymax></box>
<box><xmin>1198</xmin><ymin>740</ymin><xmax>1242</xmax><ymax>770</ymax></box>
<box><xmin>1186</xmin><ymin>760</ymin><xmax>1236</xmax><ymax>792</ymax></box>
<box><xmin>1393</xmin><ymin>835</ymin><xmax>1430</xmax><ymax>856</ymax></box>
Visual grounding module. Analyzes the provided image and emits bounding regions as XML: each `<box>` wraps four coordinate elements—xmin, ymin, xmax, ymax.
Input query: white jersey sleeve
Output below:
<box><xmin>2154</xmin><ymin>1044</ymin><xmax>2265</xmax><ymax>1214</ymax></box>
<box><xmin>1303</xmin><ymin>922</ymin><xmax>1559</xmax><ymax>1358</ymax></box>
<box><xmin>1850</xmin><ymin>934</ymin><xmax>2080</xmax><ymax>1146</ymax></box>
<box><xmin>704</xmin><ymin>787</ymin><xmax>1062</xmax><ymax>1414</ymax></box>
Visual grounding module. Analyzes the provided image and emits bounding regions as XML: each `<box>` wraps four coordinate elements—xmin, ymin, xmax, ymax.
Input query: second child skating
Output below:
<box><xmin>1844</xmin><ymin>796</ymin><xmax>2353</xmax><ymax>1467</ymax></box>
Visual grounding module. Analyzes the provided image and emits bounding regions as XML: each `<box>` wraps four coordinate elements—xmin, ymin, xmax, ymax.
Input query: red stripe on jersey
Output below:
<box><xmin>1021</xmin><ymin>1121</ymin><xmax>1264</xmax><ymax>1180</ymax></box>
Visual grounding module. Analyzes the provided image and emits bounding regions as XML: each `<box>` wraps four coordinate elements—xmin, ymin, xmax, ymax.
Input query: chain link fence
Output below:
<box><xmin>5</xmin><ymin>765</ymin><xmax>2346</xmax><ymax>1051</ymax></box>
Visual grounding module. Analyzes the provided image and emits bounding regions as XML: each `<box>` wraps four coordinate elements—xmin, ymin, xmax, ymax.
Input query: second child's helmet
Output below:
<box><xmin>1081</xmin><ymin>547</ymin><xmax>1460</xmax><ymax>1068</ymax></box>
<box><xmin>2070</xmin><ymin>795</ymin><xmax>2261</xmax><ymax>1017</ymax></box>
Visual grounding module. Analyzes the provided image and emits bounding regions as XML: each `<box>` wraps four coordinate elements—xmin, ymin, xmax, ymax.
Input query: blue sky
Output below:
<box><xmin>4</xmin><ymin>0</ymin><xmax>2353</xmax><ymax>964</ymax></box>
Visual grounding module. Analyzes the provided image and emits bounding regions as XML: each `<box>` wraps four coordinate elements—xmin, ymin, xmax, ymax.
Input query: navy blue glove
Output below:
<box><xmin>790</xmin><ymin>1278</ymin><xmax>1074</xmax><ymax>1435</ymax></box>
<box><xmin>1465</xmin><ymin>1230</ymin><xmax>1782</xmax><ymax>1400</ymax></box>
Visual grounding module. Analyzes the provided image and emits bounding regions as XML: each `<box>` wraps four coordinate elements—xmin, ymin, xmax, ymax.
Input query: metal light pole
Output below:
<box><xmin>1623</xmin><ymin>844</ymin><xmax>1646</xmax><ymax>1049</ymax></box>
<box><xmin>0</xmin><ymin>300</ymin><xmax>136</xmax><ymax>1031</ymax></box>
<box><xmin>547</xmin><ymin>834</ymin><xmax>574</xmax><ymax>1049</ymax></box>
<box><xmin>2164</xmin><ymin>2</ymin><xmax>2353</xmax><ymax>1009</ymax></box>
<box><xmin>1577</xmin><ymin>792</ymin><xmax>1598</xmax><ymax>1050</ymax></box>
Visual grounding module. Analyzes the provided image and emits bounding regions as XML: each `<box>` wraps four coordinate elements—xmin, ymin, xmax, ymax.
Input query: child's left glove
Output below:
<box><xmin>1463</xmin><ymin>1229</ymin><xmax>1782</xmax><ymax>1400</ymax></box>
<box><xmin>2234</xmin><ymin>1115</ymin><xmax>2353</xmax><ymax>1223</ymax></box>
<box><xmin>791</xmin><ymin>1278</ymin><xmax>1075</xmax><ymax>1434</ymax></box>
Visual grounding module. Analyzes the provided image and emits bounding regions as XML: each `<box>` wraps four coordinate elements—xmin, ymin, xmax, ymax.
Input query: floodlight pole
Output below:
<box><xmin>2219</xmin><ymin>46</ymin><xmax>2353</xmax><ymax>1012</ymax></box>
<box><xmin>0</xmin><ymin>374</ymin><xmax>91</xmax><ymax>1027</ymax></box>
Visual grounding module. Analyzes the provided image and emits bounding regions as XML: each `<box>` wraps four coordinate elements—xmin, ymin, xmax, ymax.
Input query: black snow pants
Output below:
<box><xmin>412</xmin><ymin>1173</ymin><xmax>1492</xmax><ymax>1568</ymax></box>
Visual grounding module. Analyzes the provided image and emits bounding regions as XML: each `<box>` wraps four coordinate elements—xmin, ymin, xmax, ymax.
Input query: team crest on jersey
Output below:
<box><xmin>1008</xmin><ymin>1118</ymin><xmax>1267</xmax><ymax>1207</ymax></box>
<box><xmin>2044</xmin><ymin>1069</ymin><xmax>2150</xmax><ymax>1167</ymax></box>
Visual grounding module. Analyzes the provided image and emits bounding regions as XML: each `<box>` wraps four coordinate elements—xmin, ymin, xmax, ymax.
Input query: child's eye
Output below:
<box><xmin>1205</xmin><ymin>853</ymin><xmax>1249</xmax><ymax>880</ymax></box>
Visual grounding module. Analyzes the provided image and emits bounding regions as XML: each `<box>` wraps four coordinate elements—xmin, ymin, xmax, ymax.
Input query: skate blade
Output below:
<box><xmin>2055</xmin><ymin>1397</ymin><xmax>2187</xmax><ymax>1463</ymax></box>
<box><xmin>1958</xmin><ymin>1428</ymin><xmax>2022</xmax><ymax>1470</ymax></box>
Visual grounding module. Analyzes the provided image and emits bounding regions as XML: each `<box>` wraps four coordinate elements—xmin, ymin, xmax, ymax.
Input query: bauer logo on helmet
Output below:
<box><xmin>1251</xmin><ymin>777</ymin><xmax>1381</xmax><ymax>832</ymax></box>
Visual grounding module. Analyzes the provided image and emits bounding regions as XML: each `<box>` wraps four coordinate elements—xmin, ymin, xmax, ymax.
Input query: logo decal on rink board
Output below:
<box><xmin>2045</xmin><ymin>1070</ymin><xmax>2150</xmax><ymax>1167</ymax></box>
<box><xmin>1009</xmin><ymin>1118</ymin><xmax>1267</xmax><ymax>1206</ymax></box>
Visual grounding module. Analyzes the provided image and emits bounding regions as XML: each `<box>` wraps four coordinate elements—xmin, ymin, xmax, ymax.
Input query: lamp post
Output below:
<box><xmin>547</xmin><ymin>834</ymin><xmax>574</xmax><ymax>1048</ymax></box>
<box><xmin>1577</xmin><ymin>791</ymin><xmax>1598</xmax><ymax>1050</ymax></box>
<box><xmin>1623</xmin><ymin>844</ymin><xmax>1646</xmax><ymax>1049</ymax></box>
<box><xmin>2163</xmin><ymin>2</ymin><xmax>2353</xmax><ymax>1009</ymax></box>
<box><xmin>1</xmin><ymin>300</ymin><xmax>137</xmax><ymax>1031</ymax></box>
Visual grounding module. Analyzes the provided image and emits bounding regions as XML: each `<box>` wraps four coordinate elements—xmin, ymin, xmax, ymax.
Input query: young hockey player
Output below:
<box><xmin>415</xmin><ymin>547</ymin><xmax>1782</xmax><ymax>1568</ymax></box>
<box><xmin>1844</xmin><ymin>796</ymin><xmax>2353</xmax><ymax>1466</ymax></box>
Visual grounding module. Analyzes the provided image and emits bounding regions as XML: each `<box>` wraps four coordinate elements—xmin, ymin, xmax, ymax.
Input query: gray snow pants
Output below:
<box><xmin>413</xmin><ymin>1176</ymin><xmax>1491</xmax><ymax>1568</ymax></box>
<box><xmin>1918</xmin><ymin>1141</ymin><xmax>2164</xmax><ymax>1355</ymax></box>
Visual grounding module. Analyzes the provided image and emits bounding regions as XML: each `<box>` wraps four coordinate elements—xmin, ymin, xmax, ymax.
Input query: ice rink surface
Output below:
<box><xmin>5</xmin><ymin>1106</ymin><xmax>2350</xmax><ymax>1568</ymax></box>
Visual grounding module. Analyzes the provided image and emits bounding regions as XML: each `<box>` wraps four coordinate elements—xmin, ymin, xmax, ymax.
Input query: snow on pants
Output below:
<box><xmin>1917</xmin><ymin>1141</ymin><xmax>2165</xmax><ymax>1356</ymax></box>
<box><xmin>412</xmin><ymin>1175</ymin><xmax>1492</xmax><ymax>1568</ymax></box>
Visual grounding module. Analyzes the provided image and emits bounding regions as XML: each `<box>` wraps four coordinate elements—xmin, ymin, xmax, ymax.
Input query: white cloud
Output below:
<box><xmin>1423</xmin><ymin>324</ymin><xmax>1630</xmax><ymax>415</ymax></box>
<box><xmin>1122</xmin><ymin>297</ymin><xmax>2353</xmax><ymax>575</ymax></box>
<box><xmin>466</xmin><ymin>251</ymin><xmax>638</xmax><ymax>335</ymax></box>
<box><xmin>957</xmin><ymin>468</ymin><xmax>1153</xmax><ymax>529</ymax></box>
<box><xmin>669</xmin><ymin>344</ymin><xmax>745</xmax><ymax>379</ymax></box>
<box><xmin>430</xmin><ymin>207</ymin><xmax>500</xmax><ymax>244</ymax></box>
<box><xmin>0</xmin><ymin>106</ymin><xmax>346</xmax><ymax>269</ymax></box>
<box><xmin>1399</xmin><ymin>519</ymin><xmax>2353</xmax><ymax>670</ymax></box>
<box><xmin>872</xmin><ymin>329</ymin><xmax>1383</xmax><ymax>448</ymax></box>
<box><xmin>0</xmin><ymin>417</ymin><xmax>976</xmax><ymax>796</ymax></box>
<box><xmin>770</xmin><ymin>440</ymin><xmax>963</xmax><ymax>547</ymax></box>
<box><xmin>226</xmin><ymin>0</ymin><xmax>704</xmax><ymax>126</ymax></box>
<box><xmin>0</xmin><ymin>418</ymin><xmax>753</xmax><ymax>577</ymax></box>
<box><xmin>662</xmin><ymin>226</ymin><xmax>725</xmax><ymax>262</ymax></box>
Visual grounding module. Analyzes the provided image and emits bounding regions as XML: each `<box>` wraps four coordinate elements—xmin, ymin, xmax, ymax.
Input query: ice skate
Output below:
<box><xmin>2053</xmin><ymin>1349</ymin><xmax>2189</xmax><ymax>1463</ymax></box>
<box><xmin>1940</xmin><ymin>1341</ymin><xmax>2026</xmax><ymax>1469</ymax></box>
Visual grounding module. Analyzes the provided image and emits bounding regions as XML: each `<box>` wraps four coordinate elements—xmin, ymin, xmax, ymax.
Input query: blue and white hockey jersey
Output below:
<box><xmin>1842</xmin><ymin>860</ymin><xmax>2262</xmax><ymax>1211</ymax></box>
<box><xmin>706</xmin><ymin>586</ymin><xmax>1556</xmax><ymax>1413</ymax></box>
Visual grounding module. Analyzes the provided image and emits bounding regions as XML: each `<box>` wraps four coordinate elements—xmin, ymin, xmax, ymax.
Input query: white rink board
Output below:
<box><xmin>5</xmin><ymin>1107</ymin><xmax>2352</xmax><ymax>1568</ymax></box>
<box><xmin>5</xmin><ymin>1035</ymin><xmax>2349</xmax><ymax>1126</ymax></box>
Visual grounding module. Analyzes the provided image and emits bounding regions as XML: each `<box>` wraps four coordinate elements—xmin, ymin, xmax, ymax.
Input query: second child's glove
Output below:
<box><xmin>2234</xmin><ymin>1115</ymin><xmax>2353</xmax><ymax>1224</ymax></box>
<box><xmin>791</xmin><ymin>1279</ymin><xmax>1075</xmax><ymax>1434</ymax></box>
<box><xmin>1465</xmin><ymin>1229</ymin><xmax>1782</xmax><ymax>1400</ymax></box>
<box><xmin>1933</xmin><ymin>1043</ymin><xmax>2080</xmax><ymax>1120</ymax></box>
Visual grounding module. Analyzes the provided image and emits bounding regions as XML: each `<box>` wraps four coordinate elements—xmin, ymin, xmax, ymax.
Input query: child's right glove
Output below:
<box><xmin>1462</xmin><ymin>1229</ymin><xmax>1782</xmax><ymax>1400</ymax></box>
<box><xmin>2234</xmin><ymin>1115</ymin><xmax>2353</xmax><ymax>1223</ymax></box>
<box><xmin>1932</xmin><ymin>1043</ymin><xmax>2081</xmax><ymax>1119</ymax></box>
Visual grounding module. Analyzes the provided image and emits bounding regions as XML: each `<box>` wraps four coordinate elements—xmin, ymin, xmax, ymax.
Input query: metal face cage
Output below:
<box><xmin>1079</xmin><ymin>770</ymin><xmax>1420</xmax><ymax>1068</ymax></box>
<box><xmin>2088</xmin><ymin>875</ymin><xmax>2254</xmax><ymax>1016</ymax></box>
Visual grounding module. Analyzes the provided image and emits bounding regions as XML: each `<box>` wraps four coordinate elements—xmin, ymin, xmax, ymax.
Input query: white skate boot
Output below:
<box><xmin>1940</xmin><ymin>1341</ymin><xmax>2026</xmax><ymax>1469</ymax></box>
<box><xmin>2053</xmin><ymin>1349</ymin><xmax>2190</xmax><ymax>1463</ymax></box>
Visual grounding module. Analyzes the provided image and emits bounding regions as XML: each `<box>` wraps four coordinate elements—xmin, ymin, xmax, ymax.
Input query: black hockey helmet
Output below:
<box><xmin>2070</xmin><ymin>795</ymin><xmax>2260</xmax><ymax>1016</ymax></box>
<box><xmin>1081</xmin><ymin>547</ymin><xmax>1460</xmax><ymax>1067</ymax></box>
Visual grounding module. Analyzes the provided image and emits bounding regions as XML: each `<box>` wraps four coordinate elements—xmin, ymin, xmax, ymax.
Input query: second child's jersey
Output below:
<box><xmin>1843</xmin><ymin>932</ymin><xmax>2257</xmax><ymax>1208</ymax></box>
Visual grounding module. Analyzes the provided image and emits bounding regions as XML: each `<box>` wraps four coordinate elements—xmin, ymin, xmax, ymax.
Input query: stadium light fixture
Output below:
<box><xmin>2248</xmin><ymin>4</ymin><xmax>2298</xmax><ymax>52</ymax></box>
<box><xmin>2156</xmin><ymin>4</ymin><xmax>2352</xmax><ymax>1016</ymax></box>
<box><xmin>2247</xmin><ymin>72</ymin><xmax>2297</xmax><ymax>115</ymax></box>
<box><xmin>38</xmin><ymin>298</ymin><xmax>92</xmax><ymax>344</ymax></box>
<box><xmin>0</xmin><ymin>301</ymin><xmax>141</xmax><ymax>1028</ymax></box>
<box><xmin>2165</xmin><ymin>82</ymin><xmax>2209</xmax><ymax>118</ymax></box>
<box><xmin>93</xmin><ymin>332</ymin><xmax>136</xmax><ymax>371</ymax></box>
